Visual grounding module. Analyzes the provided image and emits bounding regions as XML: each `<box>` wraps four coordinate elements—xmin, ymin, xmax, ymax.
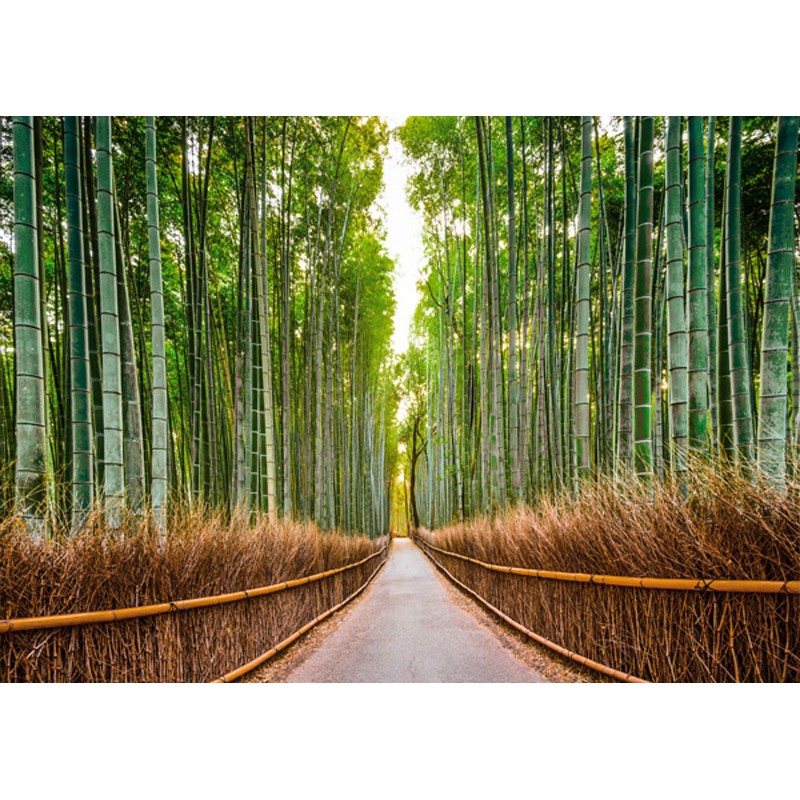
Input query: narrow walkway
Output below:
<box><xmin>283</xmin><ymin>538</ymin><xmax>544</xmax><ymax>682</ymax></box>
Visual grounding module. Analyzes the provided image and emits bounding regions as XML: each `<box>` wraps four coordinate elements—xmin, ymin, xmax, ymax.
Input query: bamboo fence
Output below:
<box><xmin>415</xmin><ymin>533</ymin><xmax>799</xmax><ymax>682</ymax></box>
<box><xmin>1</xmin><ymin>518</ymin><xmax>388</xmax><ymax>682</ymax></box>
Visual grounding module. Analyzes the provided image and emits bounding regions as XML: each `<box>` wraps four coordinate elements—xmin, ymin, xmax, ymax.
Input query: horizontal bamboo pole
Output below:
<box><xmin>213</xmin><ymin>554</ymin><xmax>388</xmax><ymax>683</ymax></box>
<box><xmin>416</xmin><ymin>539</ymin><xmax>648</xmax><ymax>684</ymax></box>
<box><xmin>418</xmin><ymin>538</ymin><xmax>800</xmax><ymax>595</ymax></box>
<box><xmin>0</xmin><ymin>546</ymin><xmax>388</xmax><ymax>635</ymax></box>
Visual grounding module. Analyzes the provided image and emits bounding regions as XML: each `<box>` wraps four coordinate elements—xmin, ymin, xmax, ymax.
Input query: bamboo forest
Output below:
<box><xmin>1</xmin><ymin>116</ymin><xmax>799</xmax><ymax>684</ymax></box>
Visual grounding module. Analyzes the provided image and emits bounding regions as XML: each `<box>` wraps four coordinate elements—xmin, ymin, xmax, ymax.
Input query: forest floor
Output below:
<box><xmin>245</xmin><ymin>538</ymin><xmax>600</xmax><ymax>683</ymax></box>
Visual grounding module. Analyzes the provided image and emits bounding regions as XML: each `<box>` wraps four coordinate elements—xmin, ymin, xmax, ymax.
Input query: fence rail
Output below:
<box><xmin>419</xmin><ymin>540</ymin><xmax>800</xmax><ymax>594</ymax></box>
<box><xmin>415</xmin><ymin>532</ymin><xmax>800</xmax><ymax>683</ymax></box>
<box><xmin>2</xmin><ymin>543</ymin><xmax>389</xmax><ymax>682</ymax></box>
<box><xmin>416</xmin><ymin>537</ymin><xmax>647</xmax><ymax>683</ymax></box>
<box><xmin>214</xmin><ymin>556</ymin><xmax>386</xmax><ymax>682</ymax></box>
<box><xmin>0</xmin><ymin>548</ymin><xmax>387</xmax><ymax>635</ymax></box>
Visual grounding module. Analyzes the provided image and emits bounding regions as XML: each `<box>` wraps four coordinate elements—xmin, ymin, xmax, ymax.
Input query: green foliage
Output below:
<box><xmin>398</xmin><ymin>116</ymin><xmax>800</xmax><ymax>527</ymax></box>
<box><xmin>1</xmin><ymin>117</ymin><xmax>397</xmax><ymax>537</ymax></box>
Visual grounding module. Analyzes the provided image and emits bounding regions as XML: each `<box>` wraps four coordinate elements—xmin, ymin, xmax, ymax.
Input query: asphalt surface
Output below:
<box><xmin>284</xmin><ymin>538</ymin><xmax>545</xmax><ymax>682</ymax></box>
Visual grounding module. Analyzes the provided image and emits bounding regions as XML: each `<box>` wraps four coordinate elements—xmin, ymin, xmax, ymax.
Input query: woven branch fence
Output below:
<box><xmin>1</xmin><ymin>518</ymin><xmax>388</xmax><ymax>682</ymax></box>
<box><xmin>415</xmin><ymin>533</ymin><xmax>799</xmax><ymax>683</ymax></box>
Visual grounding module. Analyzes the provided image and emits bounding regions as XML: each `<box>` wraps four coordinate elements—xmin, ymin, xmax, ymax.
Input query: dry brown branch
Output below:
<box><xmin>415</xmin><ymin>462</ymin><xmax>800</xmax><ymax>682</ymax></box>
<box><xmin>0</xmin><ymin>507</ymin><xmax>385</xmax><ymax>682</ymax></box>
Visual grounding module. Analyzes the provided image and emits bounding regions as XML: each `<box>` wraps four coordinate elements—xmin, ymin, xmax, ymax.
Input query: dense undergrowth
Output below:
<box><xmin>417</xmin><ymin>464</ymin><xmax>800</xmax><ymax>682</ymax></box>
<box><xmin>0</xmin><ymin>509</ymin><xmax>385</xmax><ymax>682</ymax></box>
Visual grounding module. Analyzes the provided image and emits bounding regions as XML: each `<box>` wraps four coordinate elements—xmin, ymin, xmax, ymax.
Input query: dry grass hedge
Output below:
<box><xmin>0</xmin><ymin>508</ymin><xmax>386</xmax><ymax>682</ymax></box>
<box><xmin>417</xmin><ymin>465</ymin><xmax>800</xmax><ymax>682</ymax></box>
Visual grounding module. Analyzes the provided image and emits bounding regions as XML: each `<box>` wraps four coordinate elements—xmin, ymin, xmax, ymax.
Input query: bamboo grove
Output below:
<box><xmin>399</xmin><ymin>117</ymin><xmax>800</xmax><ymax>527</ymax></box>
<box><xmin>0</xmin><ymin>116</ymin><xmax>398</xmax><ymax>538</ymax></box>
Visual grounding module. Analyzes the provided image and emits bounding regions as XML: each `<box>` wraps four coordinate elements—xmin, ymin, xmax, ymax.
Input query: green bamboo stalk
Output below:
<box><xmin>114</xmin><ymin>195</ymin><xmax>145</xmax><ymax>513</ymax></box>
<box><xmin>234</xmin><ymin>181</ymin><xmax>251</xmax><ymax>510</ymax></box>
<box><xmin>485</xmin><ymin>118</ymin><xmax>507</xmax><ymax>507</ymax></box>
<box><xmin>146</xmin><ymin>117</ymin><xmax>168</xmax><ymax>537</ymax></box>
<box><xmin>518</xmin><ymin>117</ymin><xmax>533</xmax><ymax>498</ymax></box>
<box><xmin>475</xmin><ymin>116</ymin><xmax>505</xmax><ymax>507</ymax></box>
<box><xmin>438</xmin><ymin>158</ymin><xmax>463</xmax><ymax>521</ymax></box>
<box><xmin>50</xmin><ymin>122</ymin><xmax>69</xmax><ymax>515</ymax></box>
<box><xmin>757</xmin><ymin>116</ymin><xmax>800</xmax><ymax>487</ymax></box>
<box><xmin>278</xmin><ymin>118</ymin><xmax>296</xmax><ymax>518</ymax></box>
<box><xmin>95</xmin><ymin>116</ymin><xmax>125</xmax><ymax>523</ymax></box>
<box><xmin>593</xmin><ymin>120</ymin><xmax>615</xmax><ymax>470</ymax></box>
<box><xmin>792</xmin><ymin>241</ymin><xmax>800</xmax><ymax>458</ymax></box>
<box><xmin>32</xmin><ymin>120</ymin><xmax>55</xmax><ymax>517</ymax></box>
<box><xmin>13</xmin><ymin>116</ymin><xmax>48</xmax><ymax>535</ymax></box>
<box><xmin>717</xmin><ymin>222</ymin><xmax>734</xmax><ymax>457</ymax></box>
<box><xmin>477</xmin><ymin>173</ymin><xmax>490</xmax><ymax>510</ymax></box>
<box><xmin>633</xmin><ymin>116</ymin><xmax>655</xmax><ymax>479</ymax></box>
<box><xmin>247</xmin><ymin>120</ymin><xmax>277</xmax><ymax>519</ymax></box>
<box><xmin>505</xmin><ymin>117</ymin><xmax>520</xmax><ymax>499</ymax></box>
<box><xmin>724</xmin><ymin>117</ymin><xmax>755</xmax><ymax>464</ymax></box>
<box><xmin>705</xmin><ymin>117</ymin><xmax>718</xmax><ymax>438</ymax></box>
<box><xmin>546</xmin><ymin>119</ymin><xmax>562</xmax><ymax>487</ymax></box>
<box><xmin>687</xmin><ymin>117</ymin><xmax>710</xmax><ymax>450</ymax></box>
<box><xmin>574</xmin><ymin>116</ymin><xmax>592</xmax><ymax>485</ymax></box>
<box><xmin>64</xmin><ymin>117</ymin><xmax>94</xmax><ymax>532</ymax></box>
<box><xmin>664</xmin><ymin>117</ymin><xmax>688</xmax><ymax>474</ymax></box>
<box><xmin>250</xmin><ymin>251</ymin><xmax>263</xmax><ymax>512</ymax></box>
<box><xmin>78</xmin><ymin>118</ymin><xmax>104</xmax><ymax>494</ymax></box>
<box><xmin>653</xmin><ymin>220</ymin><xmax>667</xmax><ymax>479</ymax></box>
<box><xmin>559</xmin><ymin>126</ymin><xmax>572</xmax><ymax>490</ymax></box>
<box><xmin>616</xmin><ymin>117</ymin><xmax>637</xmax><ymax>471</ymax></box>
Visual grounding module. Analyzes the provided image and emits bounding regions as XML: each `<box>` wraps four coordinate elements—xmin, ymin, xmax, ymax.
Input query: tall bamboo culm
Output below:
<box><xmin>664</xmin><ymin>117</ymin><xmax>688</xmax><ymax>475</ymax></box>
<box><xmin>687</xmin><ymin>116</ymin><xmax>710</xmax><ymax>451</ymax></box>
<box><xmin>64</xmin><ymin>117</ymin><xmax>94</xmax><ymax>532</ymax></box>
<box><xmin>146</xmin><ymin>117</ymin><xmax>168</xmax><ymax>538</ymax></box>
<box><xmin>13</xmin><ymin>116</ymin><xmax>48</xmax><ymax>535</ymax></box>
<box><xmin>724</xmin><ymin>117</ymin><xmax>754</xmax><ymax>465</ymax></box>
<box><xmin>633</xmin><ymin>116</ymin><xmax>655</xmax><ymax>480</ymax></box>
<box><xmin>95</xmin><ymin>116</ymin><xmax>125</xmax><ymax>523</ymax></box>
<box><xmin>757</xmin><ymin>116</ymin><xmax>800</xmax><ymax>487</ymax></box>
<box><xmin>574</xmin><ymin>116</ymin><xmax>592</xmax><ymax>486</ymax></box>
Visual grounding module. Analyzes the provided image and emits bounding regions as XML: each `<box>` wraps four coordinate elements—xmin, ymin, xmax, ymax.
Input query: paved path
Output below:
<box><xmin>284</xmin><ymin>538</ymin><xmax>544</xmax><ymax>682</ymax></box>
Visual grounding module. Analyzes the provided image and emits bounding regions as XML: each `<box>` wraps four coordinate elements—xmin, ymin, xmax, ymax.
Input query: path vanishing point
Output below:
<box><xmin>278</xmin><ymin>538</ymin><xmax>545</xmax><ymax>683</ymax></box>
